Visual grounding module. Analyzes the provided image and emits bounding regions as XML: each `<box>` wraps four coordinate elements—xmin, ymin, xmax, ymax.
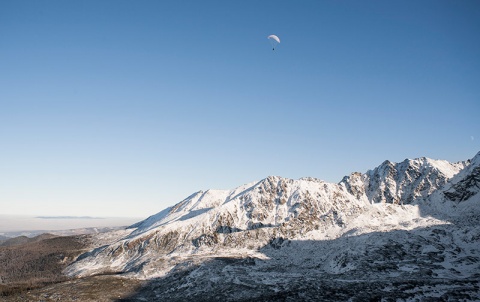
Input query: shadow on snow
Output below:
<box><xmin>115</xmin><ymin>222</ymin><xmax>480</xmax><ymax>302</ymax></box>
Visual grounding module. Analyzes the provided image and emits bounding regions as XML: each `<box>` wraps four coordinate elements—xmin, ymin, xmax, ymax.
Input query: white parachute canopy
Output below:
<box><xmin>267</xmin><ymin>34</ymin><xmax>280</xmax><ymax>50</ymax></box>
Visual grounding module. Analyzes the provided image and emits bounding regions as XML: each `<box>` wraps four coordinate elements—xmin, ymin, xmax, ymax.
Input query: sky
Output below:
<box><xmin>1</xmin><ymin>1</ymin><xmax>479</xmax><ymax>218</ymax></box>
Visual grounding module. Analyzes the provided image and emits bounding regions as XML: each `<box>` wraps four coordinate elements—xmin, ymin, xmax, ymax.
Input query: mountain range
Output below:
<box><xmin>65</xmin><ymin>152</ymin><xmax>480</xmax><ymax>301</ymax></box>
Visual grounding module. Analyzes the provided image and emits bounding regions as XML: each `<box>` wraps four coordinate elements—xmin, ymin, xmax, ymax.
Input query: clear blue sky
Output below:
<box><xmin>1</xmin><ymin>1</ymin><xmax>479</xmax><ymax>217</ymax></box>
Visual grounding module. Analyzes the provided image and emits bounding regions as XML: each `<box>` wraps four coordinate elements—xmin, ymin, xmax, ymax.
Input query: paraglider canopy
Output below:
<box><xmin>267</xmin><ymin>34</ymin><xmax>280</xmax><ymax>50</ymax></box>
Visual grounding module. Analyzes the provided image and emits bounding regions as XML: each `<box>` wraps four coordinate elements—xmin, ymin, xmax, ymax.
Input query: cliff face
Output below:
<box><xmin>443</xmin><ymin>154</ymin><xmax>480</xmax><ymax>202</ymax></box>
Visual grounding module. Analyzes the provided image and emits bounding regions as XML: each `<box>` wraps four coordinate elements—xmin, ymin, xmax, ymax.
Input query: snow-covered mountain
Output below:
<box><xmin>66</xmin><ymin>152</ymin><xmax>480</xmax><ymax>301</ymax></box>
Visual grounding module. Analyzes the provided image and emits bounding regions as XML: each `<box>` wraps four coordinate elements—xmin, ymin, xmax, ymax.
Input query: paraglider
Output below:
<box><xmin>267</xmin><ymin>34</ymin><xmax>280</xmax><ymax>51</ymax></box>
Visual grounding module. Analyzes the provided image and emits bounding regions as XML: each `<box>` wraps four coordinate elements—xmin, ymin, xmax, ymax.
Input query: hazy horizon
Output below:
<box><xmin>0</xmin><ymin>214</ymin><xmax>144</xmax><ymax>234</ymax></box>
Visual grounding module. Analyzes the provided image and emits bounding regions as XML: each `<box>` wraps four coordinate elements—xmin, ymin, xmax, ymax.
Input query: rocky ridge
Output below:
<box><xmin>65</xmin><ymin>152</ymin><xmax>480</xmax><ymax>301</ymax></box>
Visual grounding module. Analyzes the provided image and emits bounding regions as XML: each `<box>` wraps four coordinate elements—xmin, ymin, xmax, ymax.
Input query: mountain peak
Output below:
<box><xmin>471</xmin><ymin>151</ymin><xmax>480</xmax><ymax>165</ymax></box>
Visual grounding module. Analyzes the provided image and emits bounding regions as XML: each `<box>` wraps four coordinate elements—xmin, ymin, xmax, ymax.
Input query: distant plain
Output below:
<box><xmin>0</xmin><ymin>215</ymin><xmax>142</xmax><ymax>236</ymax></box>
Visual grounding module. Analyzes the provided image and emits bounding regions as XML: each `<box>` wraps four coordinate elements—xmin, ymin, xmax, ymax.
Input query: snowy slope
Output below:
<box><xmin>67</xmin><ymin>176</ymin><xmax>373</xmax><ymax>277</ymax></box>
<box><xmin>66</xmin><ymin>151</ymin><xmax>480</xmax><ymax>300</ymax></box>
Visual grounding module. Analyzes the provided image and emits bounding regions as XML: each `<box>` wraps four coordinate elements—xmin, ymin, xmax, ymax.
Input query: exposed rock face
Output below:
<box><xmin>444</xmin><ymin>163</ymin><xmax>480</xmax><ymax>202</ymax></box>
<box><xmin>65</xmin><ymin>152</ymin><xmax>480</xmax><ymax>301</ymax></box>
<box><xmin>341</xmin><ymin>157</ymin><xmax>468</xmax><ymax>205</ymax></box>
